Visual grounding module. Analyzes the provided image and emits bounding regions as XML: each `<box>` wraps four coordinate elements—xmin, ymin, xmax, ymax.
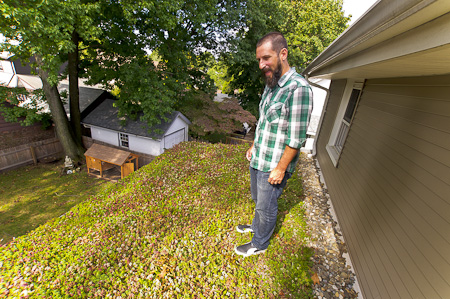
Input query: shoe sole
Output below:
<box><xmin>234</xmin><ymin>247</ymin><xmax>266</xmax><ymax>257</ymax></box>
<box><xmin>236</xmin><ymin>226</ymin><xmax>254</xmax><ymax>233</ymax></box>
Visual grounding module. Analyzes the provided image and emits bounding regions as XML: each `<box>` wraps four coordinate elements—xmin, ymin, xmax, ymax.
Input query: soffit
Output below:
<box><xmin>316</xmin><ymin>44</ymin><xmax>450</xmax><ymax>80</ymax></box>
<box><xmin>305</xmin><ymin>0</ymin><xmax>450</xmax><ymax>79</ymax></box>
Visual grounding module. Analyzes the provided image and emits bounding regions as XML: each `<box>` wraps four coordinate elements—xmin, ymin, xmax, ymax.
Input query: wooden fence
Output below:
<box><xmin>0</xmin><ymin>138</ymin><xmax>63</xmax><ymax>172</ymax></box>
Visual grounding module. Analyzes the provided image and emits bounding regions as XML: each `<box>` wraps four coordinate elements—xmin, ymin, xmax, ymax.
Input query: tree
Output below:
<box><xmin>0</xmin><ymin>0</ymin><xmax>101</xmax><ymax>162</ymax></box>
<box><xmin>223</xmin><ymin>0</ymin><xmax>350</xmax><ymax>116</ymax></box>
<box><xmin>279</xmin><ymin>0</ymin><xmax>350</xmax><ymax>68</ymax></box>
<box><xmin>83</xmin><ymin>0</ymin><xmax>245</xmax><ymax>130</ymax></box>
<box><xmin>1</xmin><ymin>0</ymin><xmax>245</xmax><ymax>161</ymax></box>
<box><xmin>0</xmin><ymin>87</ymin><xmax>51</xmax><ymax>127</ymax></box>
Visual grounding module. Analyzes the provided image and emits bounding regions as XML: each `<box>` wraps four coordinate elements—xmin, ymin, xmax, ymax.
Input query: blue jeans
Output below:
<box><xmin>250</xmin><ymin>167</ymin><xmax>292</xmax><ymax>250</ymax></box>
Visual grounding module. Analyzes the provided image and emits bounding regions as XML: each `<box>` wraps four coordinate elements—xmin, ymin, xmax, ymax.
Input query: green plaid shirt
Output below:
<box><xmin>250</xmin><ymin>67</ymin><xmax>312</xmax><ymax>173</ymax></box>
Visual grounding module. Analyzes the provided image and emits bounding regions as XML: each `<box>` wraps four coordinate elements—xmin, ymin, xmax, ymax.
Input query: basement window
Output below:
<box><xmin>326</xmin><ymin>80</ymin><xmax>363</xmax><ymax>167</ymax></box>
<box><xmin>119</xmin><ymin>132</ymin><xmax>129</xmax><ymax>148</ymax></box>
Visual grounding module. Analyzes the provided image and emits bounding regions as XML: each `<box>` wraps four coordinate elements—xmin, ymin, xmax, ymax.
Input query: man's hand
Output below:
<box><xmin>246</xmin><ymin>144</ymin><xmax>254</xmax><ymax>161</ymax></box>
<box><xmin>268</xmin><ymin>167</ymin><xmax>285</xmax><ymax>185</ymax></box>
<box><xmin>268</xmin><ymin>145</ymin><xmax>299</xmax><ymax>185</ymax></box>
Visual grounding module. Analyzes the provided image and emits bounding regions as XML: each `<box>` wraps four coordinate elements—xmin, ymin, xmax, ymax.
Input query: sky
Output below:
<box><xmin>342</xmin><ymin>0</ymin><xmax>379</xmax><ymax>25</ymax></box>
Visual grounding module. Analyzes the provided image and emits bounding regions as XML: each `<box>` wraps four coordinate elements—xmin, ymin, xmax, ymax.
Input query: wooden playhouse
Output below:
<box><xmin>84</xmin><ymin>143</ymin><xmax>139</xmax><ymax>180</ymax></box>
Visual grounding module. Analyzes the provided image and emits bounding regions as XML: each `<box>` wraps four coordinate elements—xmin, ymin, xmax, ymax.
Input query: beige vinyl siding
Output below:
<box><xmin>316</xmin><ymin>76</ymin><xmax>450</xmax><ymax>299</ymax></box>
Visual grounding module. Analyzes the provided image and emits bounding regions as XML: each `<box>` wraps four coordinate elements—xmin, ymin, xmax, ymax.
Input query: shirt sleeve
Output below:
<box><xmin>286</xmin><ymin>82</ymin><xmax>313</xmax><ymax>149</ymax></box>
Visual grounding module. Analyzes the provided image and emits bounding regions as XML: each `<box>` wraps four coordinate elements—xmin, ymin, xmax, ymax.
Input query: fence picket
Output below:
<box><xmin>0</xmin><ymin>138</ymin><xmax>63</xmax><ymax>172</ymax></box>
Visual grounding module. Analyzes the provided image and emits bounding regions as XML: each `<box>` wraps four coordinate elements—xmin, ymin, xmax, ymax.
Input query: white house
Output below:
<box><xmin>0</xmin><ymin>52</ymin><xmax>16</xmax><ymax>87</ymax></box>
<box><xmin>81</xmin><ymin>98</ymin><xmax>191</xmax><ymax>157</ymax></box>
<box><xmin>0</xmin><ymin>53</ymin><xmax>40</xmax><ymax>89</ymax></box>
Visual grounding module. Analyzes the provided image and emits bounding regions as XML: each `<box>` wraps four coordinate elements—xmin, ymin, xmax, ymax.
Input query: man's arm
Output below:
<box><xmin>268</xmin><ymin>145</ymin><xmax>298</xmax><ymax>184</ymax></box>
<box><xmin>268</xmin><ymin>82</ymin><xmax>312</xmax><ymax>185</ymax></box>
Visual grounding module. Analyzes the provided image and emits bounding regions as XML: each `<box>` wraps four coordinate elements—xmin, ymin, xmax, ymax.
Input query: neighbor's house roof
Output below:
<box><xmin>303</xmin><ymin>0</ymin><xmax>450</xmax><ymax>80</ymax></box>
<box><xmin>16</xmin><ymin>74</ymin><xmax>42</xmax><ymax>89</ymax></box>
<box><xmin>81</xmin><ymin>98</ymin><xmax>191</xmax><ymax>140</ymax></box>
<box><xmin>58</xmin><ymin>83</ymin><xmax>107</xmax><ymax>118</ymax></box>
<box><xmin>0</xmin><ymin>52</ymin><xmax>12</xmax><ymax>60</ymax></box>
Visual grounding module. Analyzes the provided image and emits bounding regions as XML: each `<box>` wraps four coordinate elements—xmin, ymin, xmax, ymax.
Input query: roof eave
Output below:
<box><xmin>303</xmin><ymin>0</ymin><xmax>450</xmax><ymax>79</ymax></box>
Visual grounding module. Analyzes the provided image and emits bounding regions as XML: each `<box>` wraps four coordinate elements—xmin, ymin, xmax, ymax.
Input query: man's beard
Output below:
<box><xmin>262</xmin><ymin>58</ymin><xmax>282</xmax><ymax>89</ymax></box>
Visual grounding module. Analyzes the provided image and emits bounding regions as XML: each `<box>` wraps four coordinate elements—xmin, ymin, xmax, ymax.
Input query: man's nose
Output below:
<box><xmin>259</xmin><ymin>60</ymin><xmax>265</xmax><ymax>70</ymax></box>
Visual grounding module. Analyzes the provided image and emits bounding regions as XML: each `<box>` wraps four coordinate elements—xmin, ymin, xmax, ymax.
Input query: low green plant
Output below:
<box><xmin>0</xmin><ymin>142</ymin><xmax>313</xmax><ymax>298</ymax></box>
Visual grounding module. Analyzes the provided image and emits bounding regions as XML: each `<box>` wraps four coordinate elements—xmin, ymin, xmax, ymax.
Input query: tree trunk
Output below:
<box><xmin>36</xmin><ymin>56</ymin><xmax>85</xmax><ymax>163</ymax></box>
<box><xmin>68</xmin><ymin>30</ymin><xmax>82</xmax><ymax>145</ymax></box>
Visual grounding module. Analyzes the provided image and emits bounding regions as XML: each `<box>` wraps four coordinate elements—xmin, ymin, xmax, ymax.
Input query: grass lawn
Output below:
<box><xmin>0</xmin><ymin>161</ymin><xmax>109</xmax><ymax>245</ymax></box>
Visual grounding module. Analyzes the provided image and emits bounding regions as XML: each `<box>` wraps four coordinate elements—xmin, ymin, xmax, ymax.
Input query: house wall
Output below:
<box><xmin>90</xmin><ymin>126</ymin><xmax>162</xmax><ymax>156</ymax></box>
<box><xmin>0</xmin><ymin>60</ymin><xmax>14</xmax><ymax>74</ymax></box>
<box><xmin>1</xmin><ymin>106</ymin><xmax>55</xmax><ymax>150</ymax></box>
<box><xmin>90</xmin><ymin>127</ymin><xmax>119</xmax><ymax>147</ymax></box>
<box><xmin>0</xmin><ymin>60</ymin><xmax>14</xmax><ymax>86</ymax></box>
<box><xmin>165</xmin><ymin>117</ymin><xmax>189</xmax><ymax>137</ymax></box>
<box><xmin>316</xmin><ymin>76</ymin><xmax>450</xmax><ymax>299</ymax></box>
<box><xmin>129</xmin><ymin>135</ymin><xmax>161</xmax><ymax>156</ymax></box>
<box><xmin>162</xmin><ymin>116</ymin><xmax>189</xmax><ymax>152</ymax></box>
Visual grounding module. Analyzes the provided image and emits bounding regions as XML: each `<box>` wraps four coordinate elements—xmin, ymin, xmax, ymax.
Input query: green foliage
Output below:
<box><xmin>223</xmin><ymin>0</ymin><xmax>350</xmax><ymax>116</ymax></box>
<box><xmin>0</xmin><ymin>0</ymin><xmax>104</xmax><ymax>160</ymax></box>
<box><xmin>82</xmin><ymin>0</ymin><xmax>245</xmax><ymax>130</ymax></box>
<box><xmin>0</xmin><ymin>142</ymin><xmax>313</xmax><ymax>297</ymax></box>
<box><xmin>280</xmin><ymin>0</ymin><xmax>350</xmax><ymax>69</ymax></box>
<box><xmin>111</xmin><ymin>59</ymin><xmax>180</xmax><ymax>132</ymax></box>
<box><xmin>0</xmin><ymin>86</ymin><xmax>52</xmax><ymax>128</ymax></box>
<box><xmin>268</xmin><ymin>171</ymin><xmax>314</xmax><ymax>297</ymax></box>
<box><xmin>0</xmin><ymin>0</ymin><xmax>249</xmax><ymax>157</ymax></box>
<box><xmin>0</xmin><ymin>0</ymin><xmax>101</xmax><ymax>85</ymax></box>
<box><xmin>207</xmin><ymin>61</ymin><xmax>233</xmax><ymax>93</ymax></box>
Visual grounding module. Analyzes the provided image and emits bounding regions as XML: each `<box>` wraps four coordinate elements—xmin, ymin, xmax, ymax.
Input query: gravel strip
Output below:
<box><xmin>298</xmin><ymin>154</ymin><xmax>359</xmax><ymax>299</ymax></box>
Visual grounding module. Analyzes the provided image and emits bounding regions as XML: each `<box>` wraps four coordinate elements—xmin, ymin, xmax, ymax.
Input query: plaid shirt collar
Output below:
<box><xmin>261</xmin><ymin>67</ymin><xmax>296</xmax><ymax>106</ymax></box>
<box><xmin>276</xmin><ymin>67</ymin><xmax>296</xmax><ymax>89</ymax></box>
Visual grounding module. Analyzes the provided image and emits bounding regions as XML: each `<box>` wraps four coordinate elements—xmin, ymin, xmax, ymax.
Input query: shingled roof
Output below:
<box><xmin>81</xmin><ymin>98</ymin><xmax>190</xmax><ymax>139</ymax></box>
<box><xmin>59</xmin><ymin>84</ymin><xmax>106</xmax><ymax>118</ymax></box>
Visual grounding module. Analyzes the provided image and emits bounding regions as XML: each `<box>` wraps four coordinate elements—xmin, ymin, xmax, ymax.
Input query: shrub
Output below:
<box><xmin>0</xmin><ymin>142</ymin><xmax>312</xmax><ymax>298</ymax></box>
<box><xmin>178</xmin><ymin>92</ymin><xmax>257</xmax><ymax>143</ymax></box>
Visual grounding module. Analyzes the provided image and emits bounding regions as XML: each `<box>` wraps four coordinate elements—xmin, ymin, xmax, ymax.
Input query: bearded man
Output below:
<box><xmin>235</xmin><ymin>32</ymin><xmax>313</xmax><ymax>257</ymax></box>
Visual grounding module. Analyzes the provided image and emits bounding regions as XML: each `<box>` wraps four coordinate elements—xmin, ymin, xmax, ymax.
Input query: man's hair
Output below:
<box><xmin>256</xmin><ymin>32</ymin><xmax>288</xmax><ymax>54</ymax></box>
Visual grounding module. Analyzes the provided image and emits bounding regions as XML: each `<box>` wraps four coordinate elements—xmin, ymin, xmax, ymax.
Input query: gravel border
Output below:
<box><xmin>298</xmin><ymin>154</ymin><xmax>360</xmax><ymax>299</ymax></box>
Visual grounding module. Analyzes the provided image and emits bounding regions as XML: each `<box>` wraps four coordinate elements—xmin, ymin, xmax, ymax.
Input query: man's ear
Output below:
<box><xmin>279</xmin><ymin>48</ymin><xmax>288</xmax><ymax>61</ymax></box>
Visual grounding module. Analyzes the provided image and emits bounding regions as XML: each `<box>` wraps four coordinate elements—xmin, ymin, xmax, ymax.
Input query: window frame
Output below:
<box><xmin>326</xmin><ymin>79</ymin><xmax>364</xmax><ymax>167</ymax></box>
<box><xmin>119</xmin><ymin>132</ymin><xmax>129</xmax><ymax>148</ymax></box>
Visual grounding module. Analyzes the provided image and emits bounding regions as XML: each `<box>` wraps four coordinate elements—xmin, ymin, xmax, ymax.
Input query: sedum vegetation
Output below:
<box><xmin>0</xmin><ymin>142</ymin><xmax>312</xmax><ymax>298</ymax></box>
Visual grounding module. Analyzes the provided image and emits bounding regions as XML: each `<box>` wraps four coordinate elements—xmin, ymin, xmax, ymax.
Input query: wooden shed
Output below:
<box><xmin>81</xmin><ymin>98</ymin><xmax>191</xmax><ymax>157</ymax></box>
<box><xmin>84</xmin><ymin>143</ymin><xmax>139</xmax><ymax>180</ymax></box>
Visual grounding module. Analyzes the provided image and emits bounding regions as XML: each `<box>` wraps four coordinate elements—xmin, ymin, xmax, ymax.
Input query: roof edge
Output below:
<box><xmin>303</xmin><ymin>0</ymin><xmax>438</xmax><ymax>77</ymax></box>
